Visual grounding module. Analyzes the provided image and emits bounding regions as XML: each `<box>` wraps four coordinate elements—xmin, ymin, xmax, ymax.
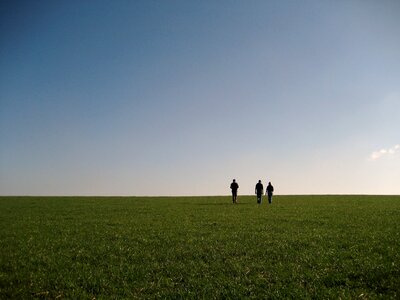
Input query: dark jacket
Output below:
<box><xmin>266</xmin><ymin>184</ymin><xmax>274</xmax><ymax>195</ymax></box>
<box><xmin>255</xmin><ymin>183</ymin><xmax>263</xmax><ymax>195</ymax></box>
<box><xmin>230</xmin><ymin>182</ymin><xmax>239</xmax><ymax>192</ymax></box>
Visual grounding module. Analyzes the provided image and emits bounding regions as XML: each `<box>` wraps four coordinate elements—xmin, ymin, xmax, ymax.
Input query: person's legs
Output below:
<box><xmin>257</xmin><ymin>194</ymin><xmax>262</xmax><ymax>204</ymax></box>
<box><xmin>268</xmin><ymin>194</ymin><xmax>272</xmax><ymax>204</ymax></box>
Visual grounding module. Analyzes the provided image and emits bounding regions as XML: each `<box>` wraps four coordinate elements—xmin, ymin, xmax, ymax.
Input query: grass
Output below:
<box><xmin>1</xmin><ymin>195</ymin><xmax>399</xmax><ymax>299</ymax></box>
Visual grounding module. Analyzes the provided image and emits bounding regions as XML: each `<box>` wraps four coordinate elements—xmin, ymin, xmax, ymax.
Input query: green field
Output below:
<box><xmin>1</xmin><ymin>195</ymin><xmax>399</xmax><ymax>299</ymax></box>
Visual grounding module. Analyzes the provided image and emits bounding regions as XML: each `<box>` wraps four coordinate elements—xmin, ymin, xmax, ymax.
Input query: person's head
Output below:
<box><xmin>233</xmin><ymin>179</ymin><xmax>236</xmax><ymax>182</ymax></box>
<box><xmin>268</xmin><ymin>182</ymin><xmax>271</xmax><ymax>185</ymax></box>
<box><xmin>258</xmin><ymin>180</ymin><xmax>261</xmax><ymax>183</ymax></box>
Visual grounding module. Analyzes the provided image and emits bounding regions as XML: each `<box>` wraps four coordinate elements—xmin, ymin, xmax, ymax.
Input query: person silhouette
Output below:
<box><xmin>230</xmin><ymin>179</ymin><xmax>239</xmax><ymax>204</ymax></box>
<box><xmin>255</xmin><ymin>180</ymin><xmax>263</xmax><ymax>204</ymax></box>
<box><xmin>266</xmin><ymin>181</ymin><xmax>274</xmax><ymax>204</ymax></box>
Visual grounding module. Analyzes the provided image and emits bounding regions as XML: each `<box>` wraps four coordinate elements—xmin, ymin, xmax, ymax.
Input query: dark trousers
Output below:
<box><xmin>268</xmin><ymin>193</ymin><xmax>273</xmax><ymax>204</ymax></box>
<box><xmin>257</xmin><ymin>193</ymin><xmax>262</xmax><ymax>204</ymax></box>
<box><xmin>232</xmin><ymin>192</ymin><xmax>237</xmax><ymax>203</ymax></box>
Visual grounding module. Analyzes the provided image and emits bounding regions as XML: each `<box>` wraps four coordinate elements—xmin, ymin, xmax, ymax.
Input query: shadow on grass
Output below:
<box><xmin>196</xmin><ymin>202</ymin><xmax>252</xmax><ymax>206</ymax></box>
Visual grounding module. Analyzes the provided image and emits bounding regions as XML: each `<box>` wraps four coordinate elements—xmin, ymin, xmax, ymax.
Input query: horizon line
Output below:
<box><xmin>1</xmin><ymin>194</ymin><xmax>399</xmax><ymax>198</ymax></box>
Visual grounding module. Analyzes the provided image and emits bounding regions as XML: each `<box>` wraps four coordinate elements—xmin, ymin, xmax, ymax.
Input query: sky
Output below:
<box><xmin>1</xmin><ymin>0</ymin><xmax>400</xmax><ymax>196</ymax></box>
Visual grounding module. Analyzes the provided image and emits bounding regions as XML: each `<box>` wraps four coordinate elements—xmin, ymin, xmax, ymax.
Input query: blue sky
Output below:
<box><xmin>1</xmin><ymin>0</ymin><xmax>399</xmax><ymax>196</ymax></box>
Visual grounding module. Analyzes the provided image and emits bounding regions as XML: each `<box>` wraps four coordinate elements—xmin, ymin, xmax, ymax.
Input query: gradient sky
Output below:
<box><xmin>1</xmin><ymin>0</ymin><xmax>399</xmax><ymax>196</ymax></box>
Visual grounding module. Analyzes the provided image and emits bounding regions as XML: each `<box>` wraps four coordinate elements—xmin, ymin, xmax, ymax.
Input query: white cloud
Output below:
<box><xmin>369</xmin><ymin>144</ymin><xmax>400</xmax><ymax>160</ymax></box>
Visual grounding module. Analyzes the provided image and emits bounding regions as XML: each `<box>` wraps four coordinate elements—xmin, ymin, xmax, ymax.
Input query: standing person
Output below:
<box><xmin>255</xmin><ymin>180</ymin><xmax>263</xmax><ymax>204</ymax></box>
<box><xmin>266</xmin><ymin>181</ymin><xmax>274</xmax><ymax>204</ymax></box>
<box><xmin>230</xmin><ymin>179</ymin><xmax>239</xmax><ymax>204</ymax></box>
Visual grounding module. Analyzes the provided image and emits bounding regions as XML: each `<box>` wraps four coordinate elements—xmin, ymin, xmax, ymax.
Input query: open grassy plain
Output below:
<box><xmin>1</xmin><ymin>195</ymin><xmax>399</xmax><ymax>299</ymax></box>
